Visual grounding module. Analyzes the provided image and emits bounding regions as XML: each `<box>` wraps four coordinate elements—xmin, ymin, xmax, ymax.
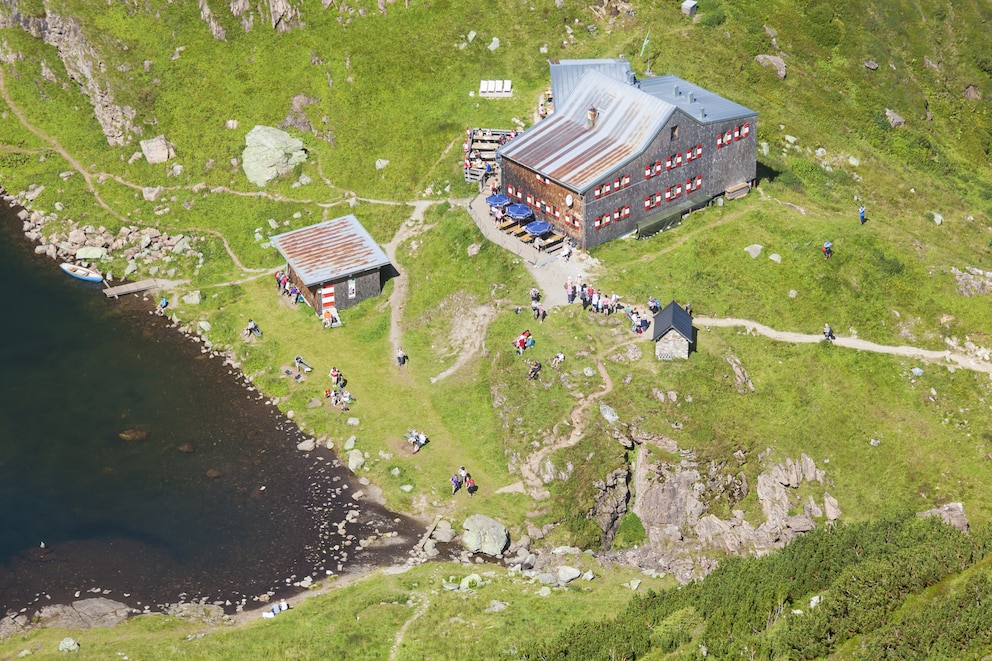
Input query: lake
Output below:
<box><xmin>0</xmin><ymin>203</ymin><xmax>419</xmax><ymax>616</ymax></box>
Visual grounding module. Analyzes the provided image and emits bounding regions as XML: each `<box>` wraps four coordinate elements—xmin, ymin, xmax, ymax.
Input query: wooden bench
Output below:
<box><xmin>542</xmin><ymin>234</ymin><xmax>565</xmax><ymax>252</ymax></box>
<box><xmin>497</xmin><ymin>218</ymin><xmax>517</xmax><ymax>231</ymax></box>
<box><xmin>511</xmin><ymin>225</ymin><xmax>530</xmax><ymax>238</ymax></box>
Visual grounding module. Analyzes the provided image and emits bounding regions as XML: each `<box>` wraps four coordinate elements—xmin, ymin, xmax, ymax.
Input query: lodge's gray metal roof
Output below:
<box><xmin>499</xmin><ymin>69</ymin><xmax>675</xmax><ymax>193</ymax></box>
<box><xmin>269</xmin><ymin>214</ymin><xmax>390</xmax><ymax>287</ymax></box>
<box><xmin>638</xmin><ymin>74</ymin><xmax>757</xmax><ymax>124</ymax></box>
<box><xmin>652</xmin><ymin>300</ymin><xmax>694</xmax><ymax>342</ymax></box>
<box><xmin>549</xmin><ymin>58</ymin><xmax>632</xmax><ymax>108</ymax></box>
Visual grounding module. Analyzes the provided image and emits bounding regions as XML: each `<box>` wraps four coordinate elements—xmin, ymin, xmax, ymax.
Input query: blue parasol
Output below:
<box><xmin>506</xmin><ymin>203</ymin><xmax>534</xmax><ymax>220</ymax></box>
<box><xmin>486</xmin><ymin>194</ymin><xmax>511</xmax><ymax>207</ymax></box>
<box><xmin>523</xmin><ymin>220</ymin><xmax>552</xmax><ymax>235</ymax></box>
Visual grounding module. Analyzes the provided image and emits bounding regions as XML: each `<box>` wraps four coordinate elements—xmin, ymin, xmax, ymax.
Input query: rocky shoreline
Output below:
<box><xmin>0</xmin><ymin>188</ymin><xmax>428</xmax><ymax>637</ymax></box>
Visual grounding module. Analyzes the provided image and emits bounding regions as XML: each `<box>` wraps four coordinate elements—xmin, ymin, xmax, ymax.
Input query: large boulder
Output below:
<box><xmin>140</xmin><ymin>135</ymin><xmax>176</xmax><ymax>164</ymax></box>
<box><xmin>242</xmin><ymin>125</ymin><xmax>308</xmax><ymax>187</ymax></box>
<box><xmin>461</xmin><ymin>514</ymin><xmax>509</xmax><ymax>556</ymax></box>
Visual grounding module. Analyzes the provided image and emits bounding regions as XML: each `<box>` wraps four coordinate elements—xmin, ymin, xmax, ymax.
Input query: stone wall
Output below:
<box><xmin>655</xmin><ymin>330</ymin><xmax>690</xmax><ymax>360</ymax></box>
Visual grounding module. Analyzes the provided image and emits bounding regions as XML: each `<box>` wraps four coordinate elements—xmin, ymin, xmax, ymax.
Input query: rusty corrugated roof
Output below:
<box><xmin>499</xmin><ymin>70</ymin><xmax>676</xmax><ymax>193</ymax></box>
<box><xmin>269</xmin><ymin>214</ymin><xmax>391</xmax><ymax>287</ymax></box>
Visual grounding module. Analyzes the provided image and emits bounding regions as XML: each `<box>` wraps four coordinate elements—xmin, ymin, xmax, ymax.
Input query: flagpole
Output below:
<box><xmin>646</xmin><ymin>39</ymin><xmax>652</xmax><ymax>76</ymax></box>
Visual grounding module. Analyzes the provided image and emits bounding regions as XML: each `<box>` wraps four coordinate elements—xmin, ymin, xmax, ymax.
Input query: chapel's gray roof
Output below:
<box><xmin>549</xmin><ymin>58</ymin><xmax>633</xmax><ymax>108</ymax></box>
<box><xmin>652</xmin><ymin>300</ymin><xmax>694</xmax><ymax>342</ymax></box>
<box><xmin>269</xmin><ymin>214</ymin><xmax>390</xmax><ymax>287</ymax></box>
<box><xmin>499</xmin><ymin>69</ymin><xmax>676</xmax><ymax>193</ymax></box>
<box><xmin>637</xmin><ymin>74</ymin><xmax>757</xmax><ymax>124</ymax></box>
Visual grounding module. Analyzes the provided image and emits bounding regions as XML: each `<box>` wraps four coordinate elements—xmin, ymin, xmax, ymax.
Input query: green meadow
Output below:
<box><xmin>2</xmin><ymin>0</ymin><xmax>992</xmax><ymax>655</ymax></box>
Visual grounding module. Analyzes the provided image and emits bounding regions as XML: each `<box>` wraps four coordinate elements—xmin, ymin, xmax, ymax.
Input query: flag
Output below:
<box><xmin>639</xmin><ymin>29</ymin><xmax>650</xmax><ymax>57</ymax></box>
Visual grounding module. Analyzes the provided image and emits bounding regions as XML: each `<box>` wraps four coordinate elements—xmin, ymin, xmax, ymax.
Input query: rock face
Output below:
<box><xmin>37</xmin><ymin>598</ymin><xmax>131</xmax><ymax>629</ymax></box>
<box><xmin>0</xmin><ymin>8</ymin><xmax>137</xmax><ymax>145</ymax></box>
<box><xmin>242</xmin><ymin>126</ymin><xmax>308</xmax><ymax>186</ymax></box>
<box><xmin>461</xmin><ymin>514</ymin><xmax>509</xmax><ymax>556</ymax></box>
<box><xmin>590</xmin><ymin>467</ymin><xmax>629</xmax><ymax>548</ymax></box>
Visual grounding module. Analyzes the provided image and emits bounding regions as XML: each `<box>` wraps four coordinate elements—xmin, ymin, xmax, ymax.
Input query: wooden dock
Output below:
<box><xmin>103</xmin><ymin>279</ymin><xmax>171</xmax><ymax>298</ymax></box>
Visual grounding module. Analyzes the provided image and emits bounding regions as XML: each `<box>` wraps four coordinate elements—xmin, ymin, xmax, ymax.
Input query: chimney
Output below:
<box><xmin>698</xmin><ymin>107</ymin><xmax>706</xmax><ymax>119</ymax></box>
<box><xmin>586</xmin><ymin>106</ymin><xmax>599</xmax><ymax>128</ymax></box>
<box><xmin>687</xmin><ymin>92</ymin><xmax>695</xmax><ymax>103</ymax></box>
<box><xmin>673</xmin><ymin>84</ymin><xmax>680</xmax><ymax>96</ymax></box>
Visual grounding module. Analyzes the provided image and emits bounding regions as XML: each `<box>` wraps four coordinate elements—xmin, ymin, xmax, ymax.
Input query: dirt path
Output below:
<box><xmin>387</xmin><ymin>597</ymin><xmax>430</xmax><ymax>661</ymax></box>
<box><xmin>503</xmin><ymin>338</ymin><xmax>646</xmax><ymax>499</ymax></box>
<box><xmin>384</xmin><ymin>201</ymin><xmax>435</xmax><ymax>358</ymax></box>
<box><xmin>429</xmin><ymin>304</ymin><xmax>498</xmax><ymax>383</ymax></box>
<box><xmin>696</xmin><ymin>316</ymin><xmax>992</xmax><ymax>374</ymax></box>
<box><xmin>0</xmin><ymin>68</ymin><xmax>130</xmax><ymax>225</ymax></box>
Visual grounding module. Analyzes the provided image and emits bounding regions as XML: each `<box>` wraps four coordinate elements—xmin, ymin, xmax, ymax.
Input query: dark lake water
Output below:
<box><xmin>0</xmin><ymin>204</ymin><xmax>419</xmax><ymax>616</ymax></box>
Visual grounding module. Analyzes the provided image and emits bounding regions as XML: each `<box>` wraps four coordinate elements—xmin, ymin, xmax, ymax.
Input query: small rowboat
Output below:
<box><xmin>60</xmin><ymin>263</ymin><xmax>103</xmax><ymax>283</ymax></box>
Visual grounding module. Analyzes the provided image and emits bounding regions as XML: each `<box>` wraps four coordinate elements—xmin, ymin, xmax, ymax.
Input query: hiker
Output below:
<box><xmin>294</xmin><ymin>355</ymin><xmax>312</xmax><ymax>373</ymax></box>
<box><xmin>244</xmin><ymin>319</ymin><xmax>261</xmax><ymax>337</ymax></box>
<box><xmin>561</xmin><ymin>242</ymin><xmax>572</xmax><ymax>262</ymax></box>
<box><xmin>551</xmin><ymin>352</ymin><xmax>565</xmax><ymax>368</ymax></box>
<box><xmin>822</xmin><ymin>242</ymin><xmax>833</xmax><ymax>259</ymax></box>
<box><xmin>824</xmin><ymin>324</ymin><xmax>835</xmax><ymax>341</ymax></box>
<box><xmin>465</xmin><ymin>474</ymin><xmax>476</xmax><ymax>497</ymax></box>
<box><xmin>396</xmin><ymin>347</ymin><xmax>408</xmax><ymax>366</ymax></box>
<box><xmin>329</xmin><ymin>367</ymin><xmax>343</xmax><ymax>388</ymax></box>
<box><xmin>859</xmin><ymin>205</ymin><xmax>866</xmax><ymax>225</ymax></box>
<box><xmin>156</xmin><ymin>297</ymin><xmax>168</xmax><ymax>315</ymax></box>
<box><xmin>458</xmin><ymin>466</ymin><xmax>468</xmax><ymax>484</ymax></box>
<box><xmin>527</xmin><ymin>360</ymin><xmax>542</xmax><ymax>380</ymax></box>
<box><xmin>450</xmin><ymin>474</ymin><xmax>461</xmax><ymax>495</ymax></box>
<box><xmin>630</xmin><ymin>310</ymin><xmax>641</xmax><ymax>333</ymax></box>
<box><xmin>534</xmin><ymin>236</ymin><xmax>544</xmax><ymax>252</ymax></box>
<box><xmin>537</xmin><ymin>304</ymin><xmax>547</xmax><ymax>323</ymax></box>
<box><xmin>530</xmin><ymin>287</ymin><xmax>540</xmax><ymax>303</ymax></box>
<box><xmin>684</xmin><ymin>302</ymin><xmax>692</xmax><ymax>315</ymax></box>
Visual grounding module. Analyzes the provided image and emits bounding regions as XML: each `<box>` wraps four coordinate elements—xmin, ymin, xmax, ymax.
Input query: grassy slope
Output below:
<box><xmin>1</xmin><ymin>0</ymin><xmax>992</xmax><ymax>656</ymax></box>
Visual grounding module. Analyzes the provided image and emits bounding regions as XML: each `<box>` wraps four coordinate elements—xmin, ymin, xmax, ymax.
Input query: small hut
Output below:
<box><xmin>652</xmin><ymin>301</ymin><xmax>695</xmax><ymax>360</ymax></box>
<box><xmin>269</xmin><ymin>214</ymin><xmax>392</xmax><ymax>319</ymax></box>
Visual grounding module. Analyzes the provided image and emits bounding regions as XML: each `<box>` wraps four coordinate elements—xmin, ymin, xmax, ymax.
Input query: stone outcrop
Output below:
<box><xmin>885</xmin><ymin>108</ymin><xmax>906</xmax><ymax>127</ymax></box>
<box><xmin>0</xmin><ymin>4</ymin><xmax>137</xmax><ymax>145</ymax></box>
<box><xmin>242</xmin><ymin>125</ymin><xmax>308</xmax><ymax>186</ymax></box>
<box><xmin>918</xmin><ymin>502</ymin><xmax>968</xmax><ymax>532</ymax></box>
<box><xmin>755</xmin><ymin>54</ymin><xmax>786</xmax><ymax>79</ymax></box>
<box><xmin>461</xmin><ymin>514</ymin><xmax>509</xmax><ymax>556</ymax></box>
<box><xmin>36</xmin><ymin>598</ymin><xmax>132</xmax><ymax>629</ymax></box>
<box><xmin>589</xmin><ymin>467</ymin><xmax>629</xmax><ymax>549</ymax></box>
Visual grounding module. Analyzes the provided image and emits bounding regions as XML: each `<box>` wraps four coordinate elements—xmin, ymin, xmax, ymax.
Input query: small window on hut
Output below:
<box><xmin>670</xmin><ymin>126</ymin><xmax>679</xmax><ymax>141</ymax></box>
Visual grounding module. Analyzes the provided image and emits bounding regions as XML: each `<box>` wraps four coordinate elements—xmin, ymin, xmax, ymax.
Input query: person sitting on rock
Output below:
<box><xmin>527</xmin><ymin>360</ymin><xmax>542</xmax><ymax>380</ymax></box>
